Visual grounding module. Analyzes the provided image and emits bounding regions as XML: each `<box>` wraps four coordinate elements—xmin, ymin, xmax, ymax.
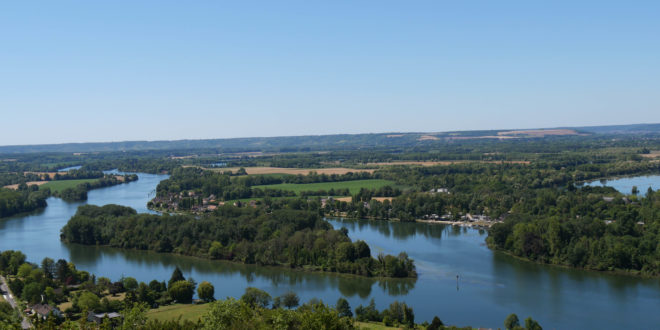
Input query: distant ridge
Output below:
<box><xmin>1</xmin><ymin>123</ymin><xmax>659</xmax><ymax>154</ymax></box>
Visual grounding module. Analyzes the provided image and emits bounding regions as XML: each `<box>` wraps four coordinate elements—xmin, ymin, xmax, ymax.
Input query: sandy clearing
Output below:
<box><xmin>497</xmin><ymin>129</ymin><xmax>583</xmax><ymax>137</ymax></box>
<box><xmin>23</xmin><ymin>172</ymin><xmax>61</xmax><ymax>179</ymax></box>
<box><xmin>208</xmin><ymin>167</ymin><xmax>375</xmax><ymax>175</ymax></box>
<box><xmin>366</xmin><ymin>160</ymin><xmax>530</xmax><ymax>166</ymax></box>
<box><xmin>418</xmin><ymin>135</ymin><xmax>440</xmax><ymax>141</ymax></box>
<box><xmin>3</xmin><ymin>181</ymin><xmax>48</xmax><ymax>190</ymax></box>
<box><xmin>641</xmin><ymin>152</ymin><xmax>660</xmax><ymax>158</ymax></box>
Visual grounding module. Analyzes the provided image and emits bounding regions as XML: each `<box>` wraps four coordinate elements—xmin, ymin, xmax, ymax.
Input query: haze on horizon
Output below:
<box><xmin>2</xmin><ymin>1</ymin><xmax>659</xmax><ymax>146</ymax></box>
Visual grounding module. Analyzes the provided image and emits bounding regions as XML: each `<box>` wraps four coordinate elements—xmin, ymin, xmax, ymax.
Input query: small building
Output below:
<box><xmin>31</xmin><ymin>304</ymin><xmax>62</xmax><ymax>320</ymax></box>
<box><xmin>87</xmin><ymin>311</ymin><xmax>122</xmax><ymax>324</ymax></box>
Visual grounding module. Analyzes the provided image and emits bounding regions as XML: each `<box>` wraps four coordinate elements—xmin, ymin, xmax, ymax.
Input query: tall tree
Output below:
<box><xmin>168</xmin><ymin>267</ymin><xmax>185</xmax><ymax>288</ymax></box>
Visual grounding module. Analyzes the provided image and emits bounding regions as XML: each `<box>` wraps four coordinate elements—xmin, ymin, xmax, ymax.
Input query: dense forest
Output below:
<box><xmin>61</xmin><ymin>204</ymin><xmax>416</xmax><ymax>278</ymax></box>
<box><xmin>0</xmin><ymin>185</ymin><xmax>49</xmax><ymax>218</ymax></box>
<box><xmin>487</xmin><ymin>186</ymin><xmax>660</xmax><ymax>275</ymax></box>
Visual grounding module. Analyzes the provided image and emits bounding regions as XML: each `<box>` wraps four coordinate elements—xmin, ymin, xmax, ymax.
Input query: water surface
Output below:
<box><xmin>1</xmin><ymin>173</ymin><xmax>659</xmax><ymax>329</ymax></box>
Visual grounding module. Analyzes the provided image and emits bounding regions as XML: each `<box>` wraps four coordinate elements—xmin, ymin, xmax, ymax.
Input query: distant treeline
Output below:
<box><xmin>61</xmin><ymin>204</ymin><xmax>416</xmax><ymax>278</ymax></box>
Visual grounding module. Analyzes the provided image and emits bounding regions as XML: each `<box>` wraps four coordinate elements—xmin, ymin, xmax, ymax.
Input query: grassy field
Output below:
<box><xmin>146</xmin><ymin>303</ymin><xmax>211</xmax><ymax>322</ymax></box>
<box><xmin>253</xmin><ymin>179</ymin><xmax>397</xmax><ymax>195</ymax></box>
<box><xmin>40</xmin><ymin>179</ymin><xmax>98</xmax><ymax>193</ymax></box>
<box><xmin>355</xmin><ymin>321</ymin><xmax>404</xmax><ymax>329</ymax></box>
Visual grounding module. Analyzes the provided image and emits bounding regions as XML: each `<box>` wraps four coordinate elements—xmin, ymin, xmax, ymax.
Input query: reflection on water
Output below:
<box><xmin>2</xmin><ymin>174</ymin><xmax>660</xmax><ymax>329</ymax></box>
<box><xmin>585</xmin><ymin>174</ymin><xmax>660</xmax><ymax>194</ymax></box>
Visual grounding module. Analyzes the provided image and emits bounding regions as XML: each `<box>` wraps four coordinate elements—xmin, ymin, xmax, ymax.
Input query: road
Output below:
<box><xmin>0</xmin><ymin>275</ymin><xmax>32</xmax><ymax>329</ymax></box>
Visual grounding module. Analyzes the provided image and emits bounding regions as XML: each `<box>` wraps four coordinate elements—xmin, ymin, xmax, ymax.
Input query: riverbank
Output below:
<box><xmin>488</xmin><ymin>244</ymin><xmax>659</xmax><ymax>279</ymax></box>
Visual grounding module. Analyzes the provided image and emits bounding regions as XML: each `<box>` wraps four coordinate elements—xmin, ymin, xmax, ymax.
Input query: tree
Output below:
<box><xmin>168</xmin><ymin>267</ymin><xmax>185</xmax><ymax>288</ymax></box>
<box><xmin>55</xmin><ymin>259</ymin><xmax>69</xmax><ymax>282</ymax></box>
<box><xmin>41</xmin><ymin>258</ymin><xmax>55</xmax><ymax>279</ymax></box>
<box><xmin>197</xmin><ymin>281</ymin><xmax>215</xmax><ymax>302</ymax></box>
<box><xmin>336</xmin><ymin>298</ymin><xmax>352</xmax><ymax>317</ymax></box>
<box><xmin>121</xmin><ymin>302</ymin><xmax>148</xmax><ymax>330</ymax></box>
<box><xmin>17</xmin><ymin>263</ymin><xmax>33</xmax><ymax>278</ymax></box>
<box><xmin>77</xmin><ymin>291</ymin><xmax>101</xmax><ymax>312</ymax></box>
<box><xmin>632</xmin><ymin>186</ymin><xmax>639</xmax><ymax>195</ymax></box>
<box><xmin>122</xmin><ymin>277</ymin><xmax>138</xmax><ymax>291</ymax></box>
<box><xmin>21</xmin><ymin>282</ymin><xmax>43</xmax><ymax>304</ymax></box>
<box><xmin>504</xmin><ymin>313</ymin><xmax>520</xmax><ymax>330</ymax></box>
<box><xmin>428</xmin><ymin>316</ymin><xmax>444</xmax><ymax>330</ymax></box>
<box><xmin>281</xmin><ymin>292</ymin><xmax>299</xmax><ymax>309</ymax></box>
<box><xmin>525</xmin><ymin>317</ymin><xmax>542</xmax><ymax>330</ymax></box>
<box><xmin>241</xmin><ymin>287</ymin><xmax>271</xmax><ymax>308</ymax></box>
<box><xmin>168</xmin><ymin>280</ymin><xmax>194</xmax><ymax>304</ymax></box>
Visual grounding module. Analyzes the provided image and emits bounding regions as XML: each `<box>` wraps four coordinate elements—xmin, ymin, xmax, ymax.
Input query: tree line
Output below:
<box><xmin>60</xmin><ymin>204</ymin><xmax>416</xmax><ymax>278</ymax></box>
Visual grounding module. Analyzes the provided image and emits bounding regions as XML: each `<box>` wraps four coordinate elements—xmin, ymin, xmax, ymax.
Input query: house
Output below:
<box><xmin>30</xmin><ymin>304</ymin><xmax>62</xmax><ymax>320</ymax></box>
<box><xmin>602</xmin><ymin>197</ymin><xmax>615</xmax><ymax>202</ymax></box>
<box><xmin>429</xmin><ymin>188</ymin><xmax>450</xmax><ymax>194</ymax></box>
<box><xmin>87</xmin><ymin>311</ymin><xmax>122</xmax><ymax>324</ymax></box>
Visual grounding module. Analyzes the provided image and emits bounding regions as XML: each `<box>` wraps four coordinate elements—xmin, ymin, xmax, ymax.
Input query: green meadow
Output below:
<box><xmin>40</xmin><ymin>179</ymin><xmax>98</xmax><ymax>193</ymax></box>
<box><xmin>252</xmin><ymin>179</ymin><xmax>397</xmax><ymax>195</ymax></box>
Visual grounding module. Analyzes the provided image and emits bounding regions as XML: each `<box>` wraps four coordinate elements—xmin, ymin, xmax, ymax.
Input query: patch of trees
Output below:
<box><xmin>0</xmin><ymin>185</ymin><xmax>48</xmax><ymax>218</ymax></box>
<box><xmin>488</xmin><ymin>188</ymin><xmax>660</xmax><ymax>276</ymax></box>
<box><xmin>61</xmin><ymin>205</ymin><xmax>416</xmax><ymax>278</ymax></box>
<box><xmin>53</xmin><ymin>174</ymin><xmax>138</xmax><ymax>202</ymax></box>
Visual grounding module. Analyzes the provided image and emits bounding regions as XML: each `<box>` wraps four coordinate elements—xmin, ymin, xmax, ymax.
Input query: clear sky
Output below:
<box><xmin>1</xmin><ymin>1</ymin><xmax>659</xmax><ymax>145</ymax></box>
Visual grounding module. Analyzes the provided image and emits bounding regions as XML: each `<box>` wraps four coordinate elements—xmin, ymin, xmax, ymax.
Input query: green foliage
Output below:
<box><xmin>504</xmin><ymin>313</ymin><xmax>520</xmax><ymax>330</ymax></box>
<box><xmin>525</xmin><ymin>317</ymin><xmax>543</xmax><ymax>330</ymax></box>
<box><xmin>0</xmin><ymin>187</ymin><xmax>48</xmax><ymax>218</ymax></box>
<box><xmin>168</xmin><ymin>281</ymin><xmax>195</xmax><ymax>304</ymax></box>
<box><xmin>336</xmin><ymin>297</ymin><xmax>352</xmax><ymax>318</ymax></box>
<box><xmin>240</xmin><ymin>287</ymin><xmax>271</xmax><ymax>308</ymax></box>
<box><xmin>168</xmin><ymin>267</ymin><xmax>186</xmax><ymax>288</ymax></box>
<box><xmin>76</xmin><ymin>291</ymin><xmax>101</xmax><ymax>312</ymax></box>
<box><xmin>61</xmin><ymin>205</ymin><xmax>416</xmax><ymax>278</ymax></box>
<box><xmin>280</xmin><ymin>292</ymin><xmax>300</xmax><ymax>309</ymax></box>
<box><xmin>488</xmin><ymin>188</ymin><xmax>660</xmax><ymax>275</ymax></box>
<box><xmin>197</xmin><ymin>281</ymin><xmax>215</xmax><ymax>302</ymax></box>
<box><xmin>201</xmin><ymin>297</ymin><xmax>354</xmax><ymax>330</ymax></box>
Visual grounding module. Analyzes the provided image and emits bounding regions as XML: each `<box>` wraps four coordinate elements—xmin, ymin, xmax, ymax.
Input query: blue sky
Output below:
<box><xmin>1</xmin><ymin>1</ymin><xmax>659</xmax><ymax>145</ymax></box>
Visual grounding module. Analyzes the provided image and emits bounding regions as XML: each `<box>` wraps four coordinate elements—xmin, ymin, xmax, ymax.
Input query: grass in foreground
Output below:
<box><xmin>146</xmin><ymin>303</ymin><xmax>210</xmax><ymax>323</ymax></box>
<box><xmin>356</xmin><ymin>321</ymin><xmax>404</xmax><ymax>329</ymax></box>
<box><xmin>40</xmin><ymin>179</ymin><xmax>98</xmax><ymax>193</ymax></box>
<box><xmin>253</xmin><ymin>179</ymin><xmax>398</xmax><ymax>195</ymax></box>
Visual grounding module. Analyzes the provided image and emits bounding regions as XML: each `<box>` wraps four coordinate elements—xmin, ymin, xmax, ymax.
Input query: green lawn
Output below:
<box><xmin>146</xmin><ymin>303</ymin><xmax>210</xmax><ymax>322</ymax></box>
<box><xmin>253</xmin><ymin>179</ymin><xmax>397</xmax><ymax>195</ymax></box>
<box><xmin>40</xmin><ymin>179</ymin><xmax>98</xmax><ymax>193</ymax></box>
<box><xmin>355</xmin><ymin>321</ymin><xmax>404</xmax><ymax>329</ymax></box>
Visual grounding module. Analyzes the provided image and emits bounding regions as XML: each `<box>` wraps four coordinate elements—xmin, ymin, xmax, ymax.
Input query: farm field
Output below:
<box><xmin>209</xmin><ymin>166</ymin><xmax>375</xmax><ymax>175</ymax></box>
<box><xmin>366</xmin><ymin>160</ymin><xmax>530</xmax><ymax>166</ymax></box>
<box><xmin>39</xmin><ymin>179</ymin><xmax>98</xmax><ymax>193</ymax></box>
<box><xmin>146</xmin><ymin>303</ymin><xmax>211</xmax><ymax>322</ymax></box>
<box><xmin>253</xmin><ymin>179</ymin><xmax>397</xmax><ymax>195</ymax></box>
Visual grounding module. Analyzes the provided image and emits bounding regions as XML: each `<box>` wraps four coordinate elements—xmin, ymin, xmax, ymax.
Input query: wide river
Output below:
<box><xmin>1</xmin><ymin>173</ymin><xmax>659</xmax><ymax>329</ymax></box>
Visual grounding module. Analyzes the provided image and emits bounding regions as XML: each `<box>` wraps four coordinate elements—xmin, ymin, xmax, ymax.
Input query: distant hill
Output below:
<box><xmin>1</xmin><ymin>123</ymin><xmax>658</xmax><ymax>154</ymax></box>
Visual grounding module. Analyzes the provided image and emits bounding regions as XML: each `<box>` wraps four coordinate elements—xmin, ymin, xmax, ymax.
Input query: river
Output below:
<box><xmin>1</xmin><ymin>173</ymin><xmax>659</xmax><ymax>329</ymax></box>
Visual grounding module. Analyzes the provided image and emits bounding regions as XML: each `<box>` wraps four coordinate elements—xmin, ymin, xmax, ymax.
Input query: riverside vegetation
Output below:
<box><xmin>0</xmin><ymin>250</ymin><xmax>539</xmax><ymax>329</ymax></box>
<box><xmin>61</xmin><ymin>204</ymin><xmax>417</xmax><ymax>278</ymax></box>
